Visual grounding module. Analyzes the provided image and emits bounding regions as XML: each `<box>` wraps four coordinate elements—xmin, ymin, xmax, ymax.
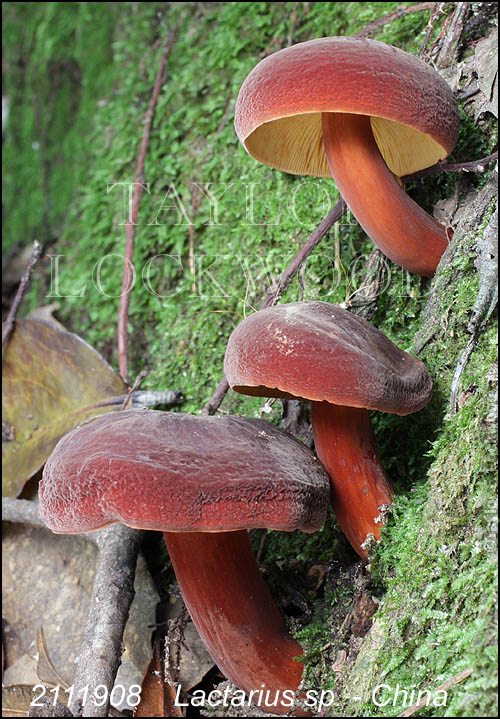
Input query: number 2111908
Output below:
<box><xmin>30</xmin><ymin>683</ymin><xmax>142</xmax><ymax>708</ymax></box>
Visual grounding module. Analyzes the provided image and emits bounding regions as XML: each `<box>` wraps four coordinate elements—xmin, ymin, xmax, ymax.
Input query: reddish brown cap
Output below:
<box><xmin>235</xmin><ymin>37</ymin><xmax>458</xmax><ymax>178</ymax></box>
<box><xmin>39</xmin><ymin>410</ymin><xmax>330</xmax><ymax>535</ymax></box>
<box><xmin>224</xmin><ymin>302</ymin><xmax>432</xmax><ymax>415</ymax></box>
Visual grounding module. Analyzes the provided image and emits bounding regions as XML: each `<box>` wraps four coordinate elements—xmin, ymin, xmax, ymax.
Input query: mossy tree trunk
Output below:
<box><xmin>2</xmin><ymin>3</ymin><xmax>497</xmax><ymax>717</ymax></box>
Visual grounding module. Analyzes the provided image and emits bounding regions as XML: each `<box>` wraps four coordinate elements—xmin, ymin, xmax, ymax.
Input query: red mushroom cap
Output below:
<box><xmin>39</xmin><ymin>410</ymin><xmax>330</xmax><ymax>535</ymax></box>
<box><xmin>224</xmin><ymin>301</ymin><xmax>432</xmax><ymax>415</ymax></box>
<box><xmin>235</xmin><ymin>36</ymin><xmax>458</xmax><ymax>178</ymax></box>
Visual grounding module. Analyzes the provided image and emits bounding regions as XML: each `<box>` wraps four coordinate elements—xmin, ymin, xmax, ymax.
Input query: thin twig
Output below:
<box><xmin>343</xmin><ymin>247</ymin><xmax>388</xmax><ymax>320</ymax></box>
<box><xmin>185</xmin><ymin>97</ymin><xmax>233</xmax><ymax>294</ymax></box>
<box><xmin>403</xmin><ymin>151</ymin><xmax>498</xmax><ymax>182</ymax></box>
<box><xmin>164</xmin><ymin>608</ymin><xmax>189</xmax><ymax>689</ymax></box>
<box><xmin>256</xmin><ymin>530</ymin><xmax>268</xmax><ymax>563</ymax></box>
<box><xmin>121</xmin><ymin>369</ymin><xmax>148</xmax><ymax>410</ymax></box>
<box><xmin>201</xmin><ymin>199</ymin><xmax>347</xmax><ymax>415</ymax></box>
<box><xmin>2</xmin><ymin>241</ymin><xmax>43</xmax><ymax>349</ymax></box>
<box><xmin>354</xmin><ymin>2</ymin><xmax>435</xmax><ymax>37</ymax></box>
<box><xmin>202</xmin><ymin>375</ymin><xmax>232</xmax><ymax>417</ymax></box>
<box><xmin>187</xmin><ymin>212</ymin><xmax>197</xmax><ymax>293</ymax></box>
<box><xmin>449</xmin><ymin>332</ymin><xmax>479</xmax><ymax>414</ymax></box>
<box><xmin>398</xmin><ymin>667</ymin><xmax>474</xmax><ymax>717</ymax></box>
<box><xmin>121</xmin><ymin>373</ymin><xmax>183</xmax><ymax>410</ymax></box>
<box><xmin>286</xmin><ymin>2</ymin><xmax>300</xmax><ymax>46</ymax></box>
<box><xmin>81</xmin><ymin>389</ymin><xmax>183</xmax><ymax>412</ymax></box>
<box><xmin>262</xmin><ymin>199</ymin><xmax>347</xmax><ymax>310</ymax></box>
<box><xmin>30</xmin><ymin>73</ymin><xmax>53</xmax><ymax>243</ymax></box>
<box><xmin>117</xmin><ymin>31</ymin><xmax>177</xmax><ymax>384</ymax></box>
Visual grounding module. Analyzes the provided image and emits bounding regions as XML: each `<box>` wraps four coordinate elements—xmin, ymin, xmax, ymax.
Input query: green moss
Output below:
<box><xmin>255</xmin><ymin>510</ymin><xmax>343</xmax><ymax>565</ymax></box>
<box><xmin>4</xmin><ymin>2</ymin><xmax>448</xmax><ymax>392</ymax></box>
<box><xmin>3</xmin><ymin>3</ymin><xmax>497</xmax><ymax>716</ymax></box>
<box><xmin>2</xmin><ymin>2</ymin><xmax>119</xmax><ymax>252</ymax></box>
<box><xmin>339</xmin><ymin>198</ymin><xmax>498</xmax><ymax>716</ymax></box>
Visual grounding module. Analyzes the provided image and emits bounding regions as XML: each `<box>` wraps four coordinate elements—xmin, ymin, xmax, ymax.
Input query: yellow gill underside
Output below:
<box><xmin>243</xmin><ymin>112</ymin><xmax>447</xmax><ymax>178</ymax></box>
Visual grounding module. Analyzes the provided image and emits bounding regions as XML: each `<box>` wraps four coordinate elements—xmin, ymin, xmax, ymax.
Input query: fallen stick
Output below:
<box><xmin>398</xmin><ymin>667</ymin><xmax>474</xmax><ymax>717</ymax></box>
<box><xmin>3</xmin><ymin>497</ymin><xmax>58</xmax><ymax>532</ymax></box>
<box><xmin>202</xmin><ymin>199</ymin><xmax>347</xmax><ymax>415</ymax></box>
<box><xmin>117</xmin><ymin>31</ymin><xmax>177</xmax><ymax>384</ymax></box>
<box><xmin>354</xmin><ymin>2</ymin><xmax>435</xmax><ymax>37</ymax></box>
<box><xmin>403</xmin><ymin>151</ymin><xmax>498</xmax><ymax>182</ymax></box>
<box><xmin>2</xmin><ymin>241</ymin><xmax>43</xmax><ymax>349</ymax></box>
<box><xmin>200</xmin><ymin>149</ymin><xmax>497</xmax><ymax>417</ymax></box>
<box><xmin>68</xmin><ymin>524</ymin><xmax>142</xmax><ymax>717</ymax></box>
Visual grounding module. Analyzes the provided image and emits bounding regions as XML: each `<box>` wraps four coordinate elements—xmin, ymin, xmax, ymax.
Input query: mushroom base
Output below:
<box><xmin>321</xmin><ymin>112</ymin><xmax>450</xmax><ymax>277</ymax></box>
<box><xmin>311</xmin><ymin>401</ymin><xmax>394</xmax><ymax>559</ymax></box>
<box><xmin>164</xmin><ymin>530</ymin><xmax>310</xmax><ymax>716</ymax></box>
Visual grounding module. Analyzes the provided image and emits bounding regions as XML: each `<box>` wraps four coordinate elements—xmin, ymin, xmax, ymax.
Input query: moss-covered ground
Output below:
<box><xmin>3</xmin><ymin>2</ymin><xmax>497</xmax><ymax>716</ymax></box>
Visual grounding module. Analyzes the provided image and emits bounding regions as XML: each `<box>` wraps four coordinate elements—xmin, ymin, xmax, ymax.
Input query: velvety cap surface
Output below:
<box><xmin>224</xmin><ymin>302</ymin><xmax>432</xmax><ymax>415</ymax></box>
<box><xmin>235</xmin><ymin>36</ymin><xmax>459</xmax><ymax>177</ymax></box>
<box><xmin>39</xmin><ymin>410</ymin><xmax>330</xmax><ymax>534</ymax></box>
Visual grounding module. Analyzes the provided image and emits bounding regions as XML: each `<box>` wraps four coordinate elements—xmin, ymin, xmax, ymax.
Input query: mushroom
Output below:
<box><xmin>224</xmin><ymin>301</ymin><xmax>433</xmax><ymax>558</ymax></box>
<box><xmin>235</xmin><ymin>37</ymin><xmax>459</xmax><ymax>277</ymax></box>
<box><xmin>39</xmin><ymin>409</ymin><xmax>330</xmax><ymax>714</ymax></box>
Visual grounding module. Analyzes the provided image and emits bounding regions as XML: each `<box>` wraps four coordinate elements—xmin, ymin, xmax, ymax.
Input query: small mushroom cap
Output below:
<box><xmin>235</xmin><ymin>37</ymin><xmax>458</xmax><ymax>178</ymax></box>
<box><xmin>224</xmin><ymin>302</ymin><xmax>432</xmax><ymax>415</ymax></box>
<box><xmin>39</xmin><ymin>410</ymin><xmax>330</xmax><ymax>535</ymax></box>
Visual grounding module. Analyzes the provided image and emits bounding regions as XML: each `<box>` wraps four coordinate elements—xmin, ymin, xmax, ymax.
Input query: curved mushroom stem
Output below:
<box><xmin>321</xmin><ymin>112</ymin><xmax>449</xmax><ymax>277</ymax></box>
<box><xmin>164</xmin><ymin>530</ymin><xmax>309</xmax><ymax>716</ymax></box>
<box><xmin>311</xmin><ymin>401</ymin><xmax>394</xmax><ymax>559</ymax></box>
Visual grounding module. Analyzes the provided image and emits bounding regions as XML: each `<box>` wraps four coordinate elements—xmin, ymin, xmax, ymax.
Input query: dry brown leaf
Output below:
<box><xmin>36</xmin><ymin>628</ymin><xmax>68</xmax><ymax>689</ymax></box>
<box><xmin>1</xmin><ymin>683</ymin><xmax>70</xmax><ymax>717</ymax></box>
<box><xmin>134</xmin><ymin>641</ymin><xmax>185</xmax><ymax>718</ymax></box>
<box><xmin>2</xmin><ymin>319</ymin><xmax>126</xmax><ymax>496</ymax></box>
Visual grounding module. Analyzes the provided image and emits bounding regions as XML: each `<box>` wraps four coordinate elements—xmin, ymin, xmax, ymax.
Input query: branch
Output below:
<box><xmin>263</xmin><ymin>199</ymin><xmax>347</xmax><ymax>310</ymax></box>
<box><xmin>68</xmin><ymin>525</ymin><xmax>142</xmax><ymax>717</ymax></box>
<box><xmin>2</xmin><ymin>241</ymin><xmax>43</xmax><ymax>349</ymax></box>
<box><xmin>185</xmin><ymin>97</ymin><xmax>234</xmax><ymax>294</ymax></box>
<box><xmin>403</xmin><ymin>151</ymin><xmax>498</xmax><ymax>182</ymax></box>
<box><xmin>354</xmin><ymin>2</ymin><xmax>435</xmax><ymax>37</ymax></box>
<box><xmin>202</xmin><ymin>375</ymin><xmax>232</xmax><ymax>418</ymax></box>
<box><xmin>343</xmin><ymin>246</ymin><xmax>388</xmax><ymax>320</ymax></box>
<box><xmin>2</xmin><ymin>498</ymin><xmax>102</xmax><ymax>549</ymax></box>
<box><xmin>117</xmin><ymin>32</ymin><xmax>177</xmax><ymax>384</ymax></box>
<box><xmin>3</xmin><ymin>497</ymin><xmax>54</xmax><ymax>531</ymax></box>
<box><xmin>202</xmin><ymin>199</ymin><xmax>347</xmax><ymax>415</ymax></box>
<box><xmin>398</xmin><ymin>667</ymin><xmax>473</xmax><ymax>717</ymax></box>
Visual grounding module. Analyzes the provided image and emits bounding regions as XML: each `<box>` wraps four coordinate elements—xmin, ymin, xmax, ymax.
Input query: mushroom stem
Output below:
<box><xmin>164</xmin><ymin>530</ymin><xmax>308</xmax><ymax>715</ymax></box>
<box><xmin>311</xmin><ymin>401</ymin><xmax>394</xmax><ymax>559</ymax></box>
<box><xmin>321</xmin><ymin>112</ymin><xmax>449</xmax><ymax>277</ymax></box>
